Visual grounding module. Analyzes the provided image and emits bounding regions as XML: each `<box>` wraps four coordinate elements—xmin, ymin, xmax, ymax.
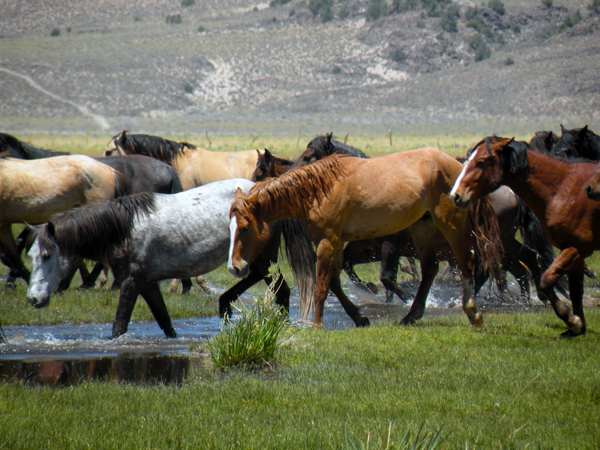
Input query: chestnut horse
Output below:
<box><xmin>450</xmin><ymin>136</ymin><xmax>600</xmax><ymax>337</ymax></box>
<box><xmin>229</xmin><ymin>151</ymin><xmax>503</xmax><ymax>328</ymax></box>
<box><xmin>0</xmin><ymin>155</ymin><xmax>126</xmax><ymax>284</ymax></box>
<box><xmin>106</xmin><ymin>130</ymin><xmax>259</xmax><ymax>190</ymax></box>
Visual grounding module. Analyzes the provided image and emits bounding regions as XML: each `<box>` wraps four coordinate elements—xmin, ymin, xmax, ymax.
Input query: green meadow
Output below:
<box><xmin>1</xmin><ymin>134</ymin><xmax>599</xmax><ymax>449</ymax></box>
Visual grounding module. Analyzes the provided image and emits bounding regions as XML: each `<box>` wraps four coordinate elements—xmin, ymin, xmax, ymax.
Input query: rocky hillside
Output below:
<box><xmin>0</xmin><ymin>0</ymin><xmax>599</xmax><ymax>135</ymax></box>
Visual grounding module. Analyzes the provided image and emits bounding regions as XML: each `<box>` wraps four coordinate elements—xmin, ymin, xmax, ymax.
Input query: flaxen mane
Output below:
<box><xmin>240</xmin><ymin>155</ymin><xmax>347</xmax><ymax>219</ymax></box>
<box><xmin>28</xmin><ymin>193</ymin><xmax>156</xmax><ymax>262</ymax></box>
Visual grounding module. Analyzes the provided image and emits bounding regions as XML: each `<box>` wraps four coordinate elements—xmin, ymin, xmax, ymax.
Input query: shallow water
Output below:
<box><xmin>0</xmin><ymin>277</ymin><xmax>530</xmax><ymax>385</ymax></box>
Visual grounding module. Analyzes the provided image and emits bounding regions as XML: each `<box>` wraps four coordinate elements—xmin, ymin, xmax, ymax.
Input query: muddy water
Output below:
<box><xmin>0</xmin><ymin>277</ymin><xmax>527</xmax><ymax>385</ymax></box>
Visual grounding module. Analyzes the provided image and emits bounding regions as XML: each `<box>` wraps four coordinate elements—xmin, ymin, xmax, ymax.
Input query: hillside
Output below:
<box><xmin>0</xmin><ymin>0</ymin><xmax>599</xmax><ymax>136</ymax></box>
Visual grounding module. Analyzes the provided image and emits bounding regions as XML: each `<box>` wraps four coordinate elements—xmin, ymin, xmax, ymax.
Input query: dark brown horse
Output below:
<box><xmin>230</xmin><ymin>151</ymin><xmax>503</xmax><ymax>329</ymax></box>
<box><xmin>450</xmin><ymin>136</ymin><xmax>600</xmax><ymax>337</ymax></box>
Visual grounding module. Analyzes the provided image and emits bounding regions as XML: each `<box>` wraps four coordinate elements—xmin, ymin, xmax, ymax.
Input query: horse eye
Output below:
<box><xmin>475</xmin><ymin>159</ymin><xmax>487</xmax><ymax>168</ymax></box>
<box><xmin>41</xmin><ymin>251</ymin><xmax>52</xmax><ymax>261</ymax></box>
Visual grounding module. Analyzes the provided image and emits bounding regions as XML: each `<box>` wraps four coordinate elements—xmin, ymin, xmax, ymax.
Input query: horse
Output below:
<box><xmin>551</xmin><ymin>125</ymin><xmax>600</xmax><ymax>161</ymax></box>
<box><xmin>0</xmin><ymin>155</ymin><xmax>127</xmax><ymax>285</ymax></box>
<box><xmin>257</xmin><ymin>134</ymin><xmax>561</xmax><ymax>305</ymax></box>
<box><xmin>25</xmin><ymin>179</ymin><xmax>315</xmax><ymax>338</ymax></box>
<box><xmin>229</xmin><ymin>151</ymin><xmax>504</xmax><ymax>329</ymax></box>
<box><xmin>105</xmin><ymin>130</ymin><xmax>259</xmax><ymax>190</ymax></box>
<box><xmin>449</xmin><ymin>135</ymin><xmax>600</xmax><ymax>337</ymax></box>
<box><xmin>0</xmin><ymin>132</ymin><xmax>70</xmax><ymax>158</ymax></box>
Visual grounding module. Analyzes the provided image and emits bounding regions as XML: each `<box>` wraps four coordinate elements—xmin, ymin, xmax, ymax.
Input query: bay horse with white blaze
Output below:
<box><xmin>229</xmin><ymin>151</ymin><xmax>503</xmax><ymax>328</ymax></box>
<box><xmin>450</xmin><ymin>135</ymin><xmax>600</xmax><ymax>337</ymax></box>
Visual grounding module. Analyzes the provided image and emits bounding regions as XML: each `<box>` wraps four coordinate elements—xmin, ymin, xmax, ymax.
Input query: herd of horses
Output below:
<box><xmin>2</xmin><ymin>124</ymin><xmax>600</xmax><ymax>339</ymax></box>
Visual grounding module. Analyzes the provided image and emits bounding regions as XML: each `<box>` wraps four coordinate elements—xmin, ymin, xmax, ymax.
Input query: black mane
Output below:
<box><xmin>468</xmin><ymin>136</ymin><xmax>530</xmax><ymax>174</ymax></box>
<box><xmin>0</xmin><ymin>133</ymin><xmax>69</xmax><ymax>159</ymax></box>
<box><xmin>307</xmin><ymin>133</ymin><xmax>369</xmax><ymax>160</ymax></box>
<box><xmin>551</xmin><ymin>125</ymin><xmax>600</xmax><ymax>162</ymax></box>
<box><xmin>28</xmin><ymin>193</ymin><xmax>157</xmax><ymax>262</ymax></box>
<box><xmin>112</xmin><ymin>131</ymin><xmax>196</xmax><ymax>165</ymax></box>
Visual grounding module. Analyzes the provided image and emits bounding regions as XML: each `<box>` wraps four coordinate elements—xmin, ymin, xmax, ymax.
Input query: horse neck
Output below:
<box><xmin>503</xmin><ymin>150</ymin><xmax>564</xmax><ymax>223</ymax></box>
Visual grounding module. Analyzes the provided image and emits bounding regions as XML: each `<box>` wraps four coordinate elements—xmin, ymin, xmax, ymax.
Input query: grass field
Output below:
<box><xmin>1</xmin><ymin>133</ymin><xmax>600</xmax><ymax>449</ymax></box>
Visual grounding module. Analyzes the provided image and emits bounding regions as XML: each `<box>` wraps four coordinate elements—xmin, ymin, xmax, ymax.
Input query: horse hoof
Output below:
<box><xmin>399</xmin><ymin>317</ymin><xmax>414</xmax><ymax>326</ymax></box>
<box><xmin>356</xmin><ymin>317</ymin><xmax>370</xmax><ymax>328</ymax></box>
<box><xmin>165</xmin><ymin>328</ymin><xmax>178</xmax><ymax>339</ymax></box>
<box><xmin>568</xmin><ymin>315</ymin><xmax>584</xmax><ymax>335</ymax></box>
<box><xmin>473</xmin><ymin>312</ymin><xmax>483</xmax><ymax>328</ymax></box>
<box><xmin>559</xmin><ymin>329</ymin><xmax>581</xmax><ymax>339</ymax></box>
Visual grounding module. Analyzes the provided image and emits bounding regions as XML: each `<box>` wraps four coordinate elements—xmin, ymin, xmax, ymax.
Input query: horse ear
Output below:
<box><xmin>234</xmin><ymin>187</ymin><xmax>244</xmax><ymax>200</ymax></box>
<box><xmin>326</xmin><ymin>132</ymin><xmax>333</xmax><ymax>143</ymax></box>
<box><xmin>560</xmin><ymin>124</ymin><xmax>566</xmax><ymax>135</ymax></box>
<box><xmin>45</xmin><ymin>222</ymin><xmax>56</xmax><ymax>237</ymax></box>
<box><xmin>117</xmin><ymin>130</ymin><xmax>127</xmax><ymax>145</ymax></box>
<box><xmin>264</xmin><ymin>149</ymin><xmax>273</xmax><ymax>163</ymax></box>
<box><xmin>581</xmin><ymin>125</ymin><xmax>589</xmax><ymax>135</ymax></box>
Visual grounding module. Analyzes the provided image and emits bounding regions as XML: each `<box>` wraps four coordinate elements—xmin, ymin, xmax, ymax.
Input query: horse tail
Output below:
<box><xmin>167</xmin><ymin>165</ymin><xmax>184</xmax><ymax>193</ymax></box>
<box><xmin>280</xmin><ymin>219</ymin><xmax>316</xmax><ymax>321</ymax></box>
<box><xmin>469</xmin><ymin>196</ymin><xmax>504</xmax><ymax>289</ymax></box>
<box><xmin>516</xmin><ymin>198</ymin><xmax>568</xmax><ymax>298</ymax></box>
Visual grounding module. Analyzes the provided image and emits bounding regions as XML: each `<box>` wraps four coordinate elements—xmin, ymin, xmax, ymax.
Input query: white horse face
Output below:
<box><xmin>26</xmin><ymin>232</ymin><xmax>71</xmax><ymax>308</ymax></box>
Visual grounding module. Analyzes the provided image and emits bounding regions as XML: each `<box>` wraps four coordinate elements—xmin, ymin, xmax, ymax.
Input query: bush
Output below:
<box><xmin>181</xmin><ymin>0</ymin><xmax>195</xmax><ymax>6</ymax></box>
<box><xmin>198</xmin><ymin>25</ymin><xmax>206</xmax><ymax>32</ymax></box>
<box><xmin>365</xmin><ymin>0</ymin><xmax>385</xmax><ymax>21</ymax></box>
<box><xmin>321</xmin><ymin>2</ymin><xmax>333</xmax><ymax>22</ymax></box>
<box><xmin>488</xmin><ymin>0</ymin><xmax>505</xmax><ymax>15</ymax></box>
<box><xmin>332</xmin><ymin>65</ymin><xmax>341</xmax><ymax>74</ymax></box>
<box><xmin>50</xmin><ymin>28</ymin><xmax>60</xmax><ymax>37</ymax></box>
<box><xmin>542</xmin><ymin>0</ymin><xmax>553</xmax><ymax>8</ymax></box>
<box><xmin>339</xmin><ymin>6</ymin><xmax>349</xmax><ymax>19</ymax></box>
<box><xmin>467</xmin><ymin>33</ymin><xmax>491</xmax><ymax>61</ymax></box>
<box><xmin>589</xmin><ymin>0</ymin><xmax>600</xmax><ymax>10</ymax></box>
<box><xmin>391</xmin><ymin>48</ymin><xmax>408</xmax><ymax>62</ymax></box>
<box><xmin>166</xmin><ymin>14</ymin><xmax>182</xmax><ymax>24</ymax></box>
<box><xmin>207</xmin><ymin>285</ymin><xmax>290</xmax><ymax>371</ymax></box>
<box><xmin>270</xmin><ymin>0</ymin><xmax>292</xmax><ymax>6</ymax></box>
<box><xmin>510</xmin><ymin>21</ymin><xmax>521</xmax><ymax>33</ymax></box>
<box><xmin>504</xmin><ymin>57</ymin><xmax>514</xmax><ymax>66</ymax></box>
<box><xmin>440</xmin><ymin>5</ymin><xmax>459</xmax><ymax>32</ymax></box>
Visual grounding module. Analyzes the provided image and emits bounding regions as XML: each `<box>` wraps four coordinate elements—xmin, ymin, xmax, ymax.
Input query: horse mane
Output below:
<box><xmin>528</xmin><ymin>130</ymin><xmax>559</xmax><ymax>153</ymax></box>
<box><xmin>551</xmin><ymin>125</ymin><xmax>600</xmax><ymax>162</ymax></box>
<box><xmin>307</xmin><ymin>133</ymin><xmax>369</xmax><ymax>159</ymax></box>
<box><xmin>468</xmin><ymin>136</ymin><xmax>530</xmax><ymax>175</ymax></box>
<box><xmin>0</xmin><ymin>133</ymin><xmax>69</xmax><ymax>159</ymax></box>
<box><xmin>239</xmin><ymin>155</ymin><xmax>347</xmax><ymax>219</ymax></box>
<box><xmin>28</xmin><ymin>193</ymin><xmax>156</xmax><ymax>262</ymax></box>
<box><xmin>113</xmin><ymin>132</ymin><xmax>196</xmax><ymax>165</ymax></box>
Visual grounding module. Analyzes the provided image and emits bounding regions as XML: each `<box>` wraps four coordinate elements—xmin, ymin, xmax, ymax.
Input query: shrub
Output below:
<box><xmin>339</xmin><ymin>6</ymin><xmax>349</xmax><ymax>19</ymax></box>
<box><xmin>332</xmin><ymin>65</ymin><xmax>341</xmax><ymax>74</ymax></box>
<box><xmin>589</xmin><ymin>0</ymin><xmax>600</xmax><ymax>10</ymax></box>
<box><xmin>183</xmin><ymin>82</ymin><xmax>194</xmax><ymax>94</ymax></box>
<box><xmin>321</xmin><ymin>2</ymin><xmax>333</xmax><ymax>22</ymax></box>
<box><xmin>365</xmin><ymin>0</ymin><xmax>385</xmax><ymax>21</ymax></box>
<box><xmin>391</xmin><ymin>48</ymin><xmax>408</xmax><ymax>62</ymax></box>
<box><xmin>166</xmin><ymin>14</ymin><xmax>182</xmax><ymax>24</ymax></box>
<box><xmin>207</xmin><ymin>282</ymin><xmax>290</xmax><ymax>371</ymax></box>
<box><xmin>198</xmin><ymin>25</ymin><xmax>206</xmax><ymax>32</ymax></box>
<box><xmin>270</xmin><ymin>0</ymin><xmax>292</xmax><ymax>6</ymax></box>
<box><xmin>133</xmin><ymin>16</ymin><xmax>141</xmax><ymax>22</ymax></box>
<box><xmin>50</xmin><ymin>28</ymin><xmax>60</xmax><ymax>37</ymax></box>
<box><xmin>510</xmin><ymin>20</ymin><xmax>521</xmax><ymax>33</ymax></box>
<box><xmin>181</xmin><ymin>0</ymin><xmax>195</xmax><ymax>6</ymax></box>
<box><xmin>441</xmin><ymin>5</ymin><xmax>459</xmax><ymax>32</ymax></box>
<box><xmin>488</xmin><ymin>0</ymin><xmax>505</xmax><ymax>15</ymax></box>
<box><xmin>417</xmin><ymin>19</ymin><xmax>425</xmax><ymax>28</ymax></box>
<box><xmin>467</xmin><ymin>33</ymin><xmax>491</xmax><ymax>61</ymax></box>
<box><xmin>542</xmin><ymin>0</ymin><xmax>553</xmax><ymax>7</ymax></box>
<box><xmin>504</xmin><ymin>57</ymin><xmax>514</xmax><ymax>65</ymax></box>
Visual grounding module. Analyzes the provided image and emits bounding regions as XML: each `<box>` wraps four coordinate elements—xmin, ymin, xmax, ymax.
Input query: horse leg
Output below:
<box><xmin>140</xmin><ymin>281</ymin><xmax>177</xmax><ymax>338</ymax></box>
<box><xmin>399</xmin><ymin>228</ymin><xmax>439</xmax><ymax>325</ymax></box>
<box><xmin>113</xmin><ymin>277</ymin><xmax>141</xmax><ymax>338</ymax></box>
<box><xmin>539</xmin><ymin>248</ymin><xmax>586</xmax><ymax>337</ymax></box>
<box><xmin>380</xmin><ymin>238</ymin><xmax>413</xmax><ymax>303</ymax></box>
<box><xmin>329</xmin><ymin>272</ymin><xmax>370</xmax><ymax>327</ymax></box>
<box><xmin>218</xmin><ymin>268</ymin><xmax>265</xmax><ymax>319</ymax></box>
<box><xmin>502</xmin><ymin>255</ymin><xmax>531</xmax><ymax>303</ymax></box>
<box><xmin>342</xmin><ymin>242</ymin><xmax>378</xmax><ymax>294</ymax></box>
<box><xmin>0</xmin><ymin>225</ymin><xmax>29</xmax><ymax>283</ymax></box>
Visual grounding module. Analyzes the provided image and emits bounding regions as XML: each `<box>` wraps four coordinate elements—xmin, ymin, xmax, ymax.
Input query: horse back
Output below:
<box><xmin>184</xmin><ymin>149</ymin><xmax>259</xmax><ymax>187</ymax></box>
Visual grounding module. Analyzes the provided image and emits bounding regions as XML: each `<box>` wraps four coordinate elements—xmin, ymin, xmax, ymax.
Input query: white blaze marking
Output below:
<box><xmin>227</xmin><ymin>216</ymin><xmax>238</xmax><ymax>269</ymax></box>
<box><xmin>450</xmin><ymin>151</ymin><xmax>477</xmax><ymax>198</ymax></box>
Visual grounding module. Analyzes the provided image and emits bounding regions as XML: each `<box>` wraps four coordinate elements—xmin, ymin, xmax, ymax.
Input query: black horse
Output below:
<box><xmin>551</xmin><ymin>125</ymin><xmax>600</xmax><ymax>161</ymax></box>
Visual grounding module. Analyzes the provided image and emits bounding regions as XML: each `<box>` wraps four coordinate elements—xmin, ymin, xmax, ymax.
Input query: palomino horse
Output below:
<box><xmin>229</xmin><ymin>151</ymin><xmax>503</xmax><ymax>328</ymax></box>
<box><xmin>105</xmin><ymin>130</ymin><xmax>259</xmax><ymax>190</ymax></box>
<box><xmin>450</xmin><ymin>135</ymin><xmax>600</xmax><ymax>337</ymax></box>
<box><xmin>26</xmin><ymin>179</ymin><xmax>315</xmax><ymax>338</ymax></box>
<box><xmin>0</xmin><ymin>155</ymin><xmax>126</xmax><ymax>285</ymax></box>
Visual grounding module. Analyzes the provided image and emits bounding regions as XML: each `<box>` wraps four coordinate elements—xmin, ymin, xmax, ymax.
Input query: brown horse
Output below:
<box><xmin>450</xmin><ymin>136</ymin><xmax>600</xmax><ymax>337</ymax></box>
<box><xmin>106</xmin><ymin>130</ymin><xmax>259</xmax><ymax>190</ymax></box>
<box><xmin>229</xmin><ymin>150</ymin><xmax>503</xmax><ymax>328</ymax></box>
<box><xmin>585</xmin><ymin>164</ymin><xmax>600</xmax><ymax>200</ymax></box>
<box><xmin>0</xmin><ymin>155</ymin><xmax>126</xmax><ymax>283</ymax></box>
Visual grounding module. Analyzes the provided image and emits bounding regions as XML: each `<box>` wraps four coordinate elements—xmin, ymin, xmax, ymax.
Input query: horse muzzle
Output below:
<box><xmin>450</xmin><ymin>192</ymin><xmax>471</xmax><ymax>209</ymax></box>
<box><xmin>228</xmin><ymin>259</ymin><xmax>250</xmax><ymax>279</ymax></box>
<box><xmin>585</xmin><ymin>184</ymin><xmax>600</xmax><ymax>201</ymax></box>
<box><xmin>27</xmin><ymin>294</ymin><xmax>50</xmax><ymax>309</ymax></box>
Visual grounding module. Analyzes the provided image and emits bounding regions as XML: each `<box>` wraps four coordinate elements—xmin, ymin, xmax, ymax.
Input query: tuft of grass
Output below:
<box><xmin>345</xmin><ymin>422</ymin><xmax>447</xmax><ymax>450</ymax></box>
<box><xmin>207</xmin><ymin>279</ymin><xmax>290</xmax><ymax>371</ymax></box>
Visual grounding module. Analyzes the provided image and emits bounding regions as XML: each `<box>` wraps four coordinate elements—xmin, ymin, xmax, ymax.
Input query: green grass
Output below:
<box><xmin>1</xmin><ymin>312</ymin><xmax>599</xmax><ymax>449</ymax></box>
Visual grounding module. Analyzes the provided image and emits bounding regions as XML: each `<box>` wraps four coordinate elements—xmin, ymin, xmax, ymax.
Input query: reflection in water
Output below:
<box><xmin>0</xmin><ymin>353</ymin><xmax>202</xmax><ymax>386</ymax></box>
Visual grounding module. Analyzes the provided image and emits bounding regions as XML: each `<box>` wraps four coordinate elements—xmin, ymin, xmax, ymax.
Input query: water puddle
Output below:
<box><xmin>0</xmin><ymin>277</ymin><xmax>531</xmax><ymax>385</ymax></box>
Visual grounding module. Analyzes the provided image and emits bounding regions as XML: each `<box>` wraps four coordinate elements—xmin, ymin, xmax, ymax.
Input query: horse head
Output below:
<box><xmin>26</xmin><ymin>223</ymin><xmax>73</xmax><ymax>308</ymax></box>
<box><xmin>584</xmin><ymin>163</ymin><xmax>600</xmax><ymax>201</ymax></box>
<box><xmin>104</xmin><ymin>130</ymin><xmax>129</xmax><ymax>157</ymax></box>
<box><xmin>450</xmin><ymin>136</ymin><xmax>517</xmax><ymax>209</ymax></box>
<box><xmin>251</xmin><ymin>149</ymin><xmax>273</xmax><ymax>182</ymax></box>
<box><xmin>227</xmin><ymin>187</ymin><xmax>271</xmax><ymax>278</ymax></box>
